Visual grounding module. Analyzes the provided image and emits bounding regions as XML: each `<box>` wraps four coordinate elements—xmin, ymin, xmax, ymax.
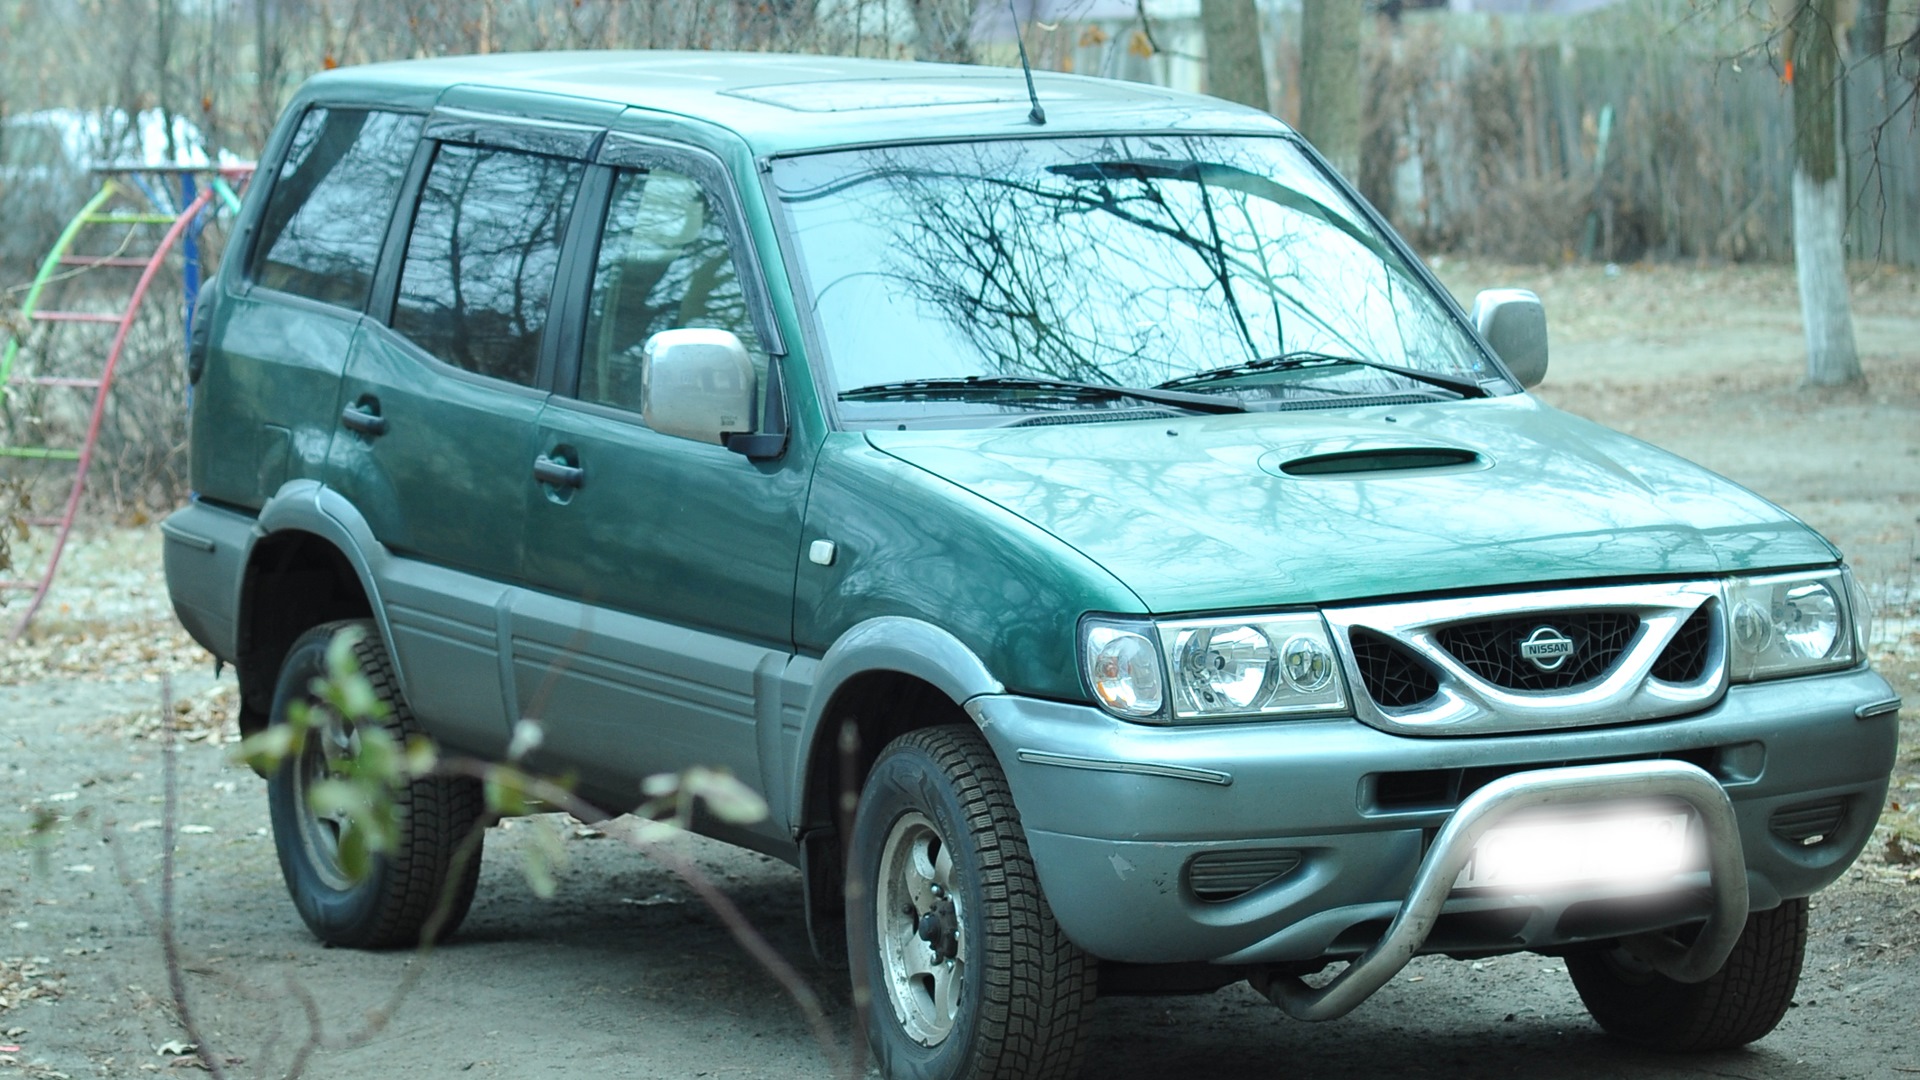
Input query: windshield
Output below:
<box><xmin>770</xmin><ymin>135</ymin><xmax>1504</xmax><ymax>427</ymax></box>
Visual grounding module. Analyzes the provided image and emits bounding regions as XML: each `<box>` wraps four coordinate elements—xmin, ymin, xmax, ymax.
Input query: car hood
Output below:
<box><xmin>863</xmin><ymin>396</ymin><xmax>1838</xmax><ymax>613</ymax></box>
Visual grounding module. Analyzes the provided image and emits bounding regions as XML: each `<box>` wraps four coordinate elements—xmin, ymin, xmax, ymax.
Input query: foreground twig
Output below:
<box><xmin>437</xmin><ymin>760</ymin><xmax>847</xmax><ymax>1074</ymax></box>
<box><xmin>158</xmin><ymin>675</ymin><xmax>229</xmax><ymax>1079</ymax></box>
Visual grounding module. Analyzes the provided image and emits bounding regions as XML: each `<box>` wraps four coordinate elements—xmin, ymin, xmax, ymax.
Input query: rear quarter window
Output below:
<box><xmin>250</xmin><ymin>107</ymin><xmax>423</xmax><ymax>309</ymax></box>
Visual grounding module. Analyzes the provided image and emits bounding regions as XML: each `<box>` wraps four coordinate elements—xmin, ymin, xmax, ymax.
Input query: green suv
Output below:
<box><xmin>164</xmin><ymin>51</ymin><xmax>1900</xmax><ymax>1080</ymax></box>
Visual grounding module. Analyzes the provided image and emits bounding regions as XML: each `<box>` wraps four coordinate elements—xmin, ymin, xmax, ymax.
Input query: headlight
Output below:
<box><xmin>1726</xmin><ymin>569</ymin><xmax>1858</xmax><ymax>681</ymax></box>
<box><xmin>1080</xmin><ymin>613</ymin><xmax>1348</xmax><ymax>723</ymax></box>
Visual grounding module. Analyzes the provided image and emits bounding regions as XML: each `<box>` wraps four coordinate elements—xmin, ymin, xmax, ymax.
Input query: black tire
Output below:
<box><xmin>266</xmin><ymin>619</ymin><xmax>485</xmax><ymax>949</ymax></box>
<box><xmin>848</xmin><ymin>726</ymin><xmax>1097</xmax><ymax>1080</ymax></box>
<box><xmin>1566</xmin><ymin>897</ymin><xmax>1808</xmax><ymax>1051</ymax></box>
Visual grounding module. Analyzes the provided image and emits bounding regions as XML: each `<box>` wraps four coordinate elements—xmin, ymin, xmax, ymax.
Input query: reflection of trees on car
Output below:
<box><xmin>778</xmin><ymin>137</ymin><xmax>1483</xmax><ymax>397</ymax></box>
<box><xmin>254</xmin><ymin>109</ymin><xmax>424</xmax><ymax>307</ymax></box>
<box><xmin>393</xmin><ymin>145</ymin><xmax>582</xmax><ymax>385</ymax></box>
<box><xmin>582</xmin><ymin>167</ymin><xmax>763</xmax><ymax>411</ymax></box>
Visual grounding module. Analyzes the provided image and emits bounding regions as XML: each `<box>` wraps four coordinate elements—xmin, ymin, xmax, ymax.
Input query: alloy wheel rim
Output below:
<box><xmin>874</xmin><ymin>810</ymin><xmax>965</xmax><ymax>1046</ymax></box>
<box><xmin>290</xmin><ymin>704</ymin><xmax>358</xmax><ymax>891</ymax></box>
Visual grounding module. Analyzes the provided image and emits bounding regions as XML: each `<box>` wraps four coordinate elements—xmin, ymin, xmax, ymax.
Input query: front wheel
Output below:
<box><xmin>1566</xmin><ymin>897</ymin><xmax>1808</xmax><ymax>1051</ymax></box>
<box><xmin>848</xmin><ymin>726</ymin><xmax>1096</xmax><ymax>1080</ymax></box>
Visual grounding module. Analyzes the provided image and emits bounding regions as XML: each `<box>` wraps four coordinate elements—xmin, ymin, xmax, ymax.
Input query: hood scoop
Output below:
<box><xmin>1261</xmin><ymin>443</ymin><xmax>1486</xmax><ymax>478</ymax></box>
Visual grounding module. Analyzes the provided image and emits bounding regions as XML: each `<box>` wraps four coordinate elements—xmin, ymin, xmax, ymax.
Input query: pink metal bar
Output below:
<box><xmin>31</xmin><ymin>310</ymin><xmax>123</xmax><ymax>324</ymax></box>
<box><xmin>7</xmin><ymin>184</ymin><xmax>218</xmax><ymax>641</ymax></box>
<box><xmin>11</xmin><ymin>376</ymin><xmax>103</xmax><ymax>388</ymax></box>
<box><xmin>58</xmin><ymin>255</ymin><xmax>152</xmax><ymax>268</ymax></box>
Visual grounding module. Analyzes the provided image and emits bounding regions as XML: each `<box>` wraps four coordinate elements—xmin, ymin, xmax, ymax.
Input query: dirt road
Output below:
<box><xmin>4</xmin><ymin>261</ymin><xmax>1918</xmax><ymax>1079</ymax></box>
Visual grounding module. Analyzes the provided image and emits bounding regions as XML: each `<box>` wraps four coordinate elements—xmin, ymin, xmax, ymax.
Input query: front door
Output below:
<box><xmin>510</xmin><ymin>144</ymin><xmax>807</xmax><ymax>808</ymax></box>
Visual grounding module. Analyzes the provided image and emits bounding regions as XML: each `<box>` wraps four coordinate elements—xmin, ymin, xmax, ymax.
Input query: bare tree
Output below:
<box><xmin>1200</xmin><ymin>0</ymin><xmax>1268</xmax><ymax>111</ymax></box>
<box><xmin>1299</xmin><ymin>0</ymin><xmax>1363</xmax><ymax>178</ymax></box>
<box><xmin>1852</xmin><ymin>0</ymin><xmax>1890</xmax><ymax>56</ymax></box>
<box><xmin>909</xmin><ymin>0</ymin><xmax>974</xmax><ymax>62</ymax></box>
<box><xmin>1789</xmin><ymin>0</ymin><xmax>1863</xmax><ymax>387</ymax></box>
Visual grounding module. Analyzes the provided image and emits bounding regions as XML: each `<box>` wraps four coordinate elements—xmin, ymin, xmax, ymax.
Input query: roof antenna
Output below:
<box><xmin>1007</xmin><ymin>0</ymin><xmax>1047</xmax><ymax>125</ymax></box>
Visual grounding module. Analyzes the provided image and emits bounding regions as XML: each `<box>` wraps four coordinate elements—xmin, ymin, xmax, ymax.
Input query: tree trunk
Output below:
<box><xmin>909</xmin><ymin>0</ymin><xmax>973</xmax><ymax>64</ymax></box>
<box><xmin>1299</xmin><ymin>0</ymin><xmax>1363</xmax><ymax>179</ymax></box>
<box><xmin>1851</xmin><ymin>0</ymin><xmax>1888</xmax><ymax>58</ymax></box>
<box><xmin>1792</xmin><ymin>0</ymin><xmax>1863</xmax><ymax>387</ymax></box>
<box><xmin>255</xmin><ymin>0</ymin><xmax>282</xmax><ymax>146</ymax></box>
<box><xmin>1200</xmin><ymin>0</ymin><xmax>1268</xmax><ymax>113</ymax></box>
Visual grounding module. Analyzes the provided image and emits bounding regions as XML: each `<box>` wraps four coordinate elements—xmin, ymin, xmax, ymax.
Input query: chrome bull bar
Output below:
<box><xmin>1253</xmin><ymin>760</ymin><xmax>1748</xmax><ymax>1021</ymax></box>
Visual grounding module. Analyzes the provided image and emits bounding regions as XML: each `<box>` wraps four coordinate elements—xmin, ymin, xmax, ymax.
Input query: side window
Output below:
<box><xmin>392</xmin><ymin>143</ymin><xmax>583</xmax><ymax>386</ymax></box>
<box><xmin>250</xmin><ymin>108</ymin><xmax>422</xmax><ymax>308</ymax></box>
<box><xmin>579</xmin><ymin>167</ymin><xmax>765</xmax><ymax>411</ymax></box>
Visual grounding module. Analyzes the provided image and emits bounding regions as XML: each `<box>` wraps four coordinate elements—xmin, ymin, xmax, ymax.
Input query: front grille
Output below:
<box><xmin>1350</xmin><ymin>628</ymin><xmax>1440</xmax><ymax>709</ymax></box>
<box><xmin>1769</xmin><ymin>798</ymin><xmax>1848</xmax><ymax>845</ymax></box>
<box><xmin>1186</xmin><ymin>849</ymin><xmax>1303</xmax><ymax>902</ymax></box>
<box><xmin>1652</xmin><ymin>602</ymin><xmax>1717</xmax><ymax>683</ymax></box>
<box><xmin>1433</xmin><ymin>611</ymin><xmax>1638</xmax><ymax>691</ymax></box>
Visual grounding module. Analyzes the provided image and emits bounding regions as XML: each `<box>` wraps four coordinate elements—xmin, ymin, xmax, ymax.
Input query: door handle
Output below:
<box><xmin>532</xmin><ymin>454</ymin><xmax>585</xmax><ymax>489</ymax></box>
<box><xmin>340</xmin><ymin>401</ymin><xmax>388</xmax><ymax>437</ymax></box>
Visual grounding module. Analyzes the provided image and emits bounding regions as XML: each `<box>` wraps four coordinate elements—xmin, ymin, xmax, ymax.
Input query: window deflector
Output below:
<box><xmin>595</xmin><ymin>132</ymin><xmax>785</xmax><ymax>358</ymax></box>
<box><xmin>422</xmin><ymin>107</ymin><xmax>603</xmax><ymax>161</ymax></box>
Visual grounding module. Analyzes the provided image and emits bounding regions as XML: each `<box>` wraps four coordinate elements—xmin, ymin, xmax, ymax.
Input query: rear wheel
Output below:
<box><xmin>848</xmin><ymin>726</ymin><xmax>1096</xmax><ymax>1080</ymax></box>
<box><xmin>266</xmin><ymin>620</ymin><xmax>485</xmax><ymax>949</ymax></box>
<box><xmin>1566</xmin><ymin>897</ymin><xmax>1808</xmax><ymax>1051</ymax></box>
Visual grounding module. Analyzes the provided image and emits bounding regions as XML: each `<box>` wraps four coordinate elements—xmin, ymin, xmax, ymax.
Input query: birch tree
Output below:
<box><xmin>1789</xmin><ymin>0</ymin><xmax>1863</xmax><ymax>387</ymax></box>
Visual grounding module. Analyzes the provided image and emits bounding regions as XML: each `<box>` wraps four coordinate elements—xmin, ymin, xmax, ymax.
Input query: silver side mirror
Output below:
<box><xmin>641</xmin><ymin>328</ymin><xmax>756</xmax><ymax>445</ymax></box>
<box><xmin>1470</xmin><ymin>288</ymin><xmax>1549</xmax><ymax>389</ymax></box>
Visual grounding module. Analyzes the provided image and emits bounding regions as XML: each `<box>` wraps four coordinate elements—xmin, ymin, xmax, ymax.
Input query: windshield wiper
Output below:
<box><xmin>1156</xmin><ymin>351</ymin><xmax>1491</xmax><ymax>399</ymax></box>
<box><xmin>838</xmin><ymin>375</ymin><xmax>1247</xmax><ymax>414</ymax></box>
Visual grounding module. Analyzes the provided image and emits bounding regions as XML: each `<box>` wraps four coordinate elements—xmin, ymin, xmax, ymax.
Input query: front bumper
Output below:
<box><xmin>969</xmin><ymin>666</ymin><xmax>1898</xmax><ymax>967</ymax></box>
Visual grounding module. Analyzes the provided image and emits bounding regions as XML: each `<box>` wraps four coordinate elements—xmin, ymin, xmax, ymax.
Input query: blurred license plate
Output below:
<box><xmin>1456</xmin><ymin>811</ymin><xmax>1692</xmax><ymax>890</ymax></box>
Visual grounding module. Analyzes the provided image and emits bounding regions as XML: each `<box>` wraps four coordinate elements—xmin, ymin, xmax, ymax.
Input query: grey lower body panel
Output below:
<box><xmin>969</xmin><ymin>666</ymin><xmax>1897</xmax><ymax>966</ymax></box>
<box><xmin>161</xmin><ymin>501</ymin><xmax>258</xmax><ymax>663</ymax></box>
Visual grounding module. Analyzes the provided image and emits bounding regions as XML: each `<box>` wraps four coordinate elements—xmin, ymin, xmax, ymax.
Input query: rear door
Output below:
<box><xmin>510</xmin><ymin>134</ymin><xmax>808</xmax><ymax>806</ymax></box>
<box><xmin>326</xmin><ymin>112</ymin><xmax>595</xmax><ymax>755</ymax></box>
<box><xmin>194</xmin><ymin>106</ymin><xmax>422</xmax><ymax>507</ymax></box>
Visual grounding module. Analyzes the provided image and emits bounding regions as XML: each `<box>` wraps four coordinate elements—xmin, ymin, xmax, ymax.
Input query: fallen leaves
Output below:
<box><xmin>1</xmin><ymin>619</ymin><xmax>206</xmax><ymax>687</ymax></box>
<box><xmin>91</xmin><ymin>684</ymin><xmax>238</xmax><ymax>746</ymax></box>
<box><xmin>0</xmin><ymin>958</ymin><xmax>63</xmax><ymax>1014</ymax></box>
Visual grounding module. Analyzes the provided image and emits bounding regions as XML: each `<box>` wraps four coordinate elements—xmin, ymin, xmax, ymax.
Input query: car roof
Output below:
<box><xmin>302</xmin><ymin>51</ymin><xmax>1291</xmax><ymax>156</ymax></box>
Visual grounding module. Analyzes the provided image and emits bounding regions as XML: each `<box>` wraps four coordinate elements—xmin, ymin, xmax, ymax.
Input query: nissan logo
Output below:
<box><xmin>1519</xmin><ymin>626</ymin><xmax>1575</xmax><ymax>672</ymax></box>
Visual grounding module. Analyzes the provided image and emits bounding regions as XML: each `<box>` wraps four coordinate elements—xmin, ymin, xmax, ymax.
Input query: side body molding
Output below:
<box><xmin>784</xmin><ymin>616</ymin><xmax>1004</xmax><ymax>831</ymax></box>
